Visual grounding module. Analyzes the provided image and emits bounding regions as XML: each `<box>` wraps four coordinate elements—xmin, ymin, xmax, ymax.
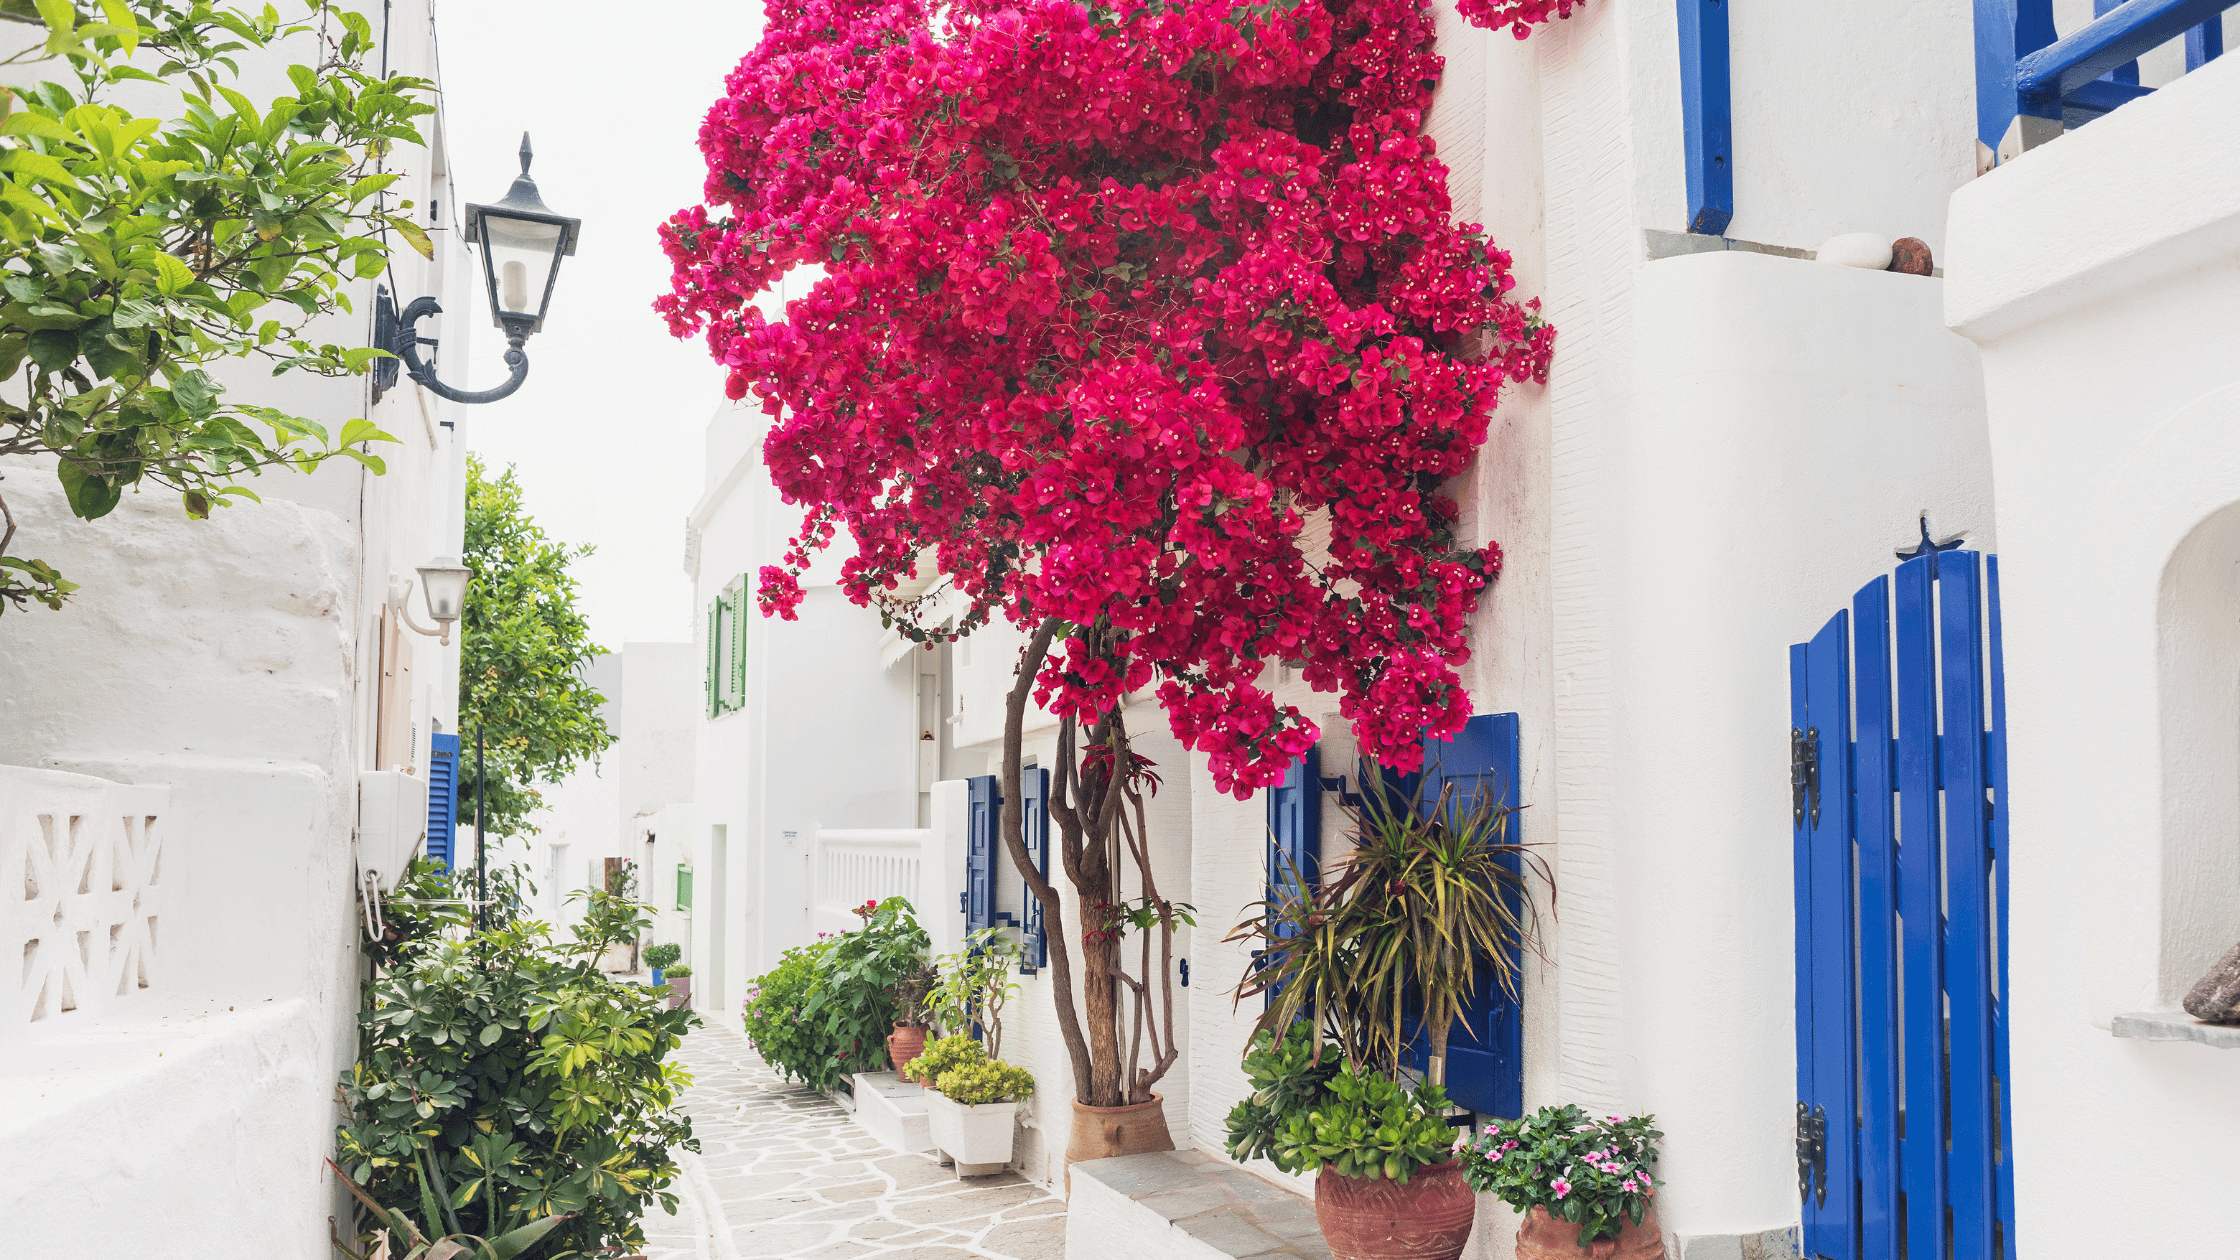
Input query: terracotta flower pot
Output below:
<box><xmin>665</xmin><ymin>976</ymin><xmax>692</xmax><ymax>1010</ymax></box>
<box><xmin>1062</xmin><ymin>1093</ymin><xmax>1174</xmax><ymax>1187</ymax></box>
<box><xmin>887</xmin><ymin>1023</ymin><xmax>929</xmax><ymax>1073</ymax></box>
<box><xmin>1314</xmin><ymin>1160</ymin><xmax>1476</xmax><ymax>1260</ymax></box>
<box><xmin>1513</xmin><ymin>1205</ymin><xmax>1662</xmax><ymax>1260</ymax></box>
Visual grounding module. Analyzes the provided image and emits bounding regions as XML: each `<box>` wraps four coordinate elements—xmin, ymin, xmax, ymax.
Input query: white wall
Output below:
<box><xmin>0</xmin><ymin>3</ymin><xmax>470</xmax><ymax>1252</ymax></box>
<box><xmin>1946</xmin><ymin>54</ymin><xmax>2240</xmax><ymax>1256</ymax></box>
<box><xmin>688</xmin><ymin>397</ymin><xmax>922</xmax><ymax>1018</ymax></box>
<box><xmin>1606</xmin><ymin>252</ymin><xmax>1990</xmax><ymax>1246</ymax></box>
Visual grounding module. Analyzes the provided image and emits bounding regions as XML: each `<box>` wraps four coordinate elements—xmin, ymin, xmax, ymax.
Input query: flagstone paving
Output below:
<box><xmin>642</xmin><ymin>1022</ymin><xmax>1067</xmax><ymax>1260</ymax></box>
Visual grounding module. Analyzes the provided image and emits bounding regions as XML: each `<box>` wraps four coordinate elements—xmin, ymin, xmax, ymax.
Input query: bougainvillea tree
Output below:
<box><xmin>661</xmin><ymin>0</ymin><xmax>1568</xmax><ymax>1108</ymax></box>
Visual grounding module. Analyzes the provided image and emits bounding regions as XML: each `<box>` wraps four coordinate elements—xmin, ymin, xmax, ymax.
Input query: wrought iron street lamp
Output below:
<box><xmin>374</xmin><ymin>133</ymin><xmax>581</xmax><ymax>405</ymax></box>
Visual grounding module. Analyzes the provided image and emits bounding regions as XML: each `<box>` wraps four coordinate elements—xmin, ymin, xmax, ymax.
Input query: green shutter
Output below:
<box><xmin>676</xmin><ymin>864</ymin><xmax>693</xmax><ymax>911</ymax></box>
<box><xmin>727</xmin><ymin>575</ymin><xmax>750</xmax><ymax>710</ymax></box>
<box><xmin>705</xmin><ymin>598</ymin><xmax>722</xmax><ymax>719</ymax></box>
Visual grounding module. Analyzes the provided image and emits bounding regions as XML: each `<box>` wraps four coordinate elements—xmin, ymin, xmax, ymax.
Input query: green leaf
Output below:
<box><xmin>2</xmin><ymin>112</ymin><xmax>73</xmax><ymax>143</ymax></box>
<box><xmin>56</xmin><ymin>460</ymin><xmax>120</xmax><ymax>520</ymax></box>
<box><xmin>484</xmin><ymin>1214</ymin><xmax>568</xmax><ymax>1259</ymax></box>
<box><xmin>153</xmin><ymin>253</ymin><xmax>194</xmax><ymax>295</ymax></box>
<box><xmin>0</xmin><ymin>149</ymin><xmax>79</xmax><ymax>189</ymax></box>
<box><xmin>383</xmin><ymin>212</ymin><xmax>433</xmax><ymax>260</ymax></box>
<box><xmin>98</xmin><ymin>0</ymin><xmax>137</xmax><ymax>53</ymax></box>
<box><xmin>26</xmin><ymin>328</ymin><xmax>75</xmax><ymax>373</ymax></box>
<box><xmin>170</xmin><ymin>368</ymin><xmax>219</xmax><ymax>413</ymax></box>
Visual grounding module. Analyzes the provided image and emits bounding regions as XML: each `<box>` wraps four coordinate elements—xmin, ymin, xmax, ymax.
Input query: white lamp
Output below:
<box><xmin>391</xmin><ymin>557</ymin><xmax>472</xmax><ymax>646</ymax></box>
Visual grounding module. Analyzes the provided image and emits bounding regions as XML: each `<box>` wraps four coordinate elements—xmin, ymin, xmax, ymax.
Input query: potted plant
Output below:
<box><xmin>1226</xmin><ymin>777</ymin><xmax>1545</xmax><ymax>1260</ymax></box>
<box><xmin>1227</xmin><ymin>1025</ymin><xmax>1471</xmax><ymax>1260</ymax></box>
<box><xmin>929</xmin><ymin>927</ymin><xmax>1022</xmax><ymax>1057</ymax></box>
<box><xmin>900</xmin><ymin>1033</ymin><xmax>986</xmax><ymax>1086</ymax></box>
<box><xmin>663</xmin><ymin>963</ymin><xmax>693</xmax><ymax>1010</ymax></box>
<box><xmin>644</xmin><ymin>941</ymin><xmax>682</xmax><ymax>986</ymax></box>
<box><xmin>1459</xmin><ymin>1106</ymin><xmax>1664</xmax><ymax>1260</ymax></box>
<box><xmin>922</xmin><ymin>1052</ymin><xmax>1035</xmax><ymax>1175</ymax></box>
<box><xmin>888</xmin><ymin>960</ymin><xmax>938</xmax><ymax>1072</ymax></box>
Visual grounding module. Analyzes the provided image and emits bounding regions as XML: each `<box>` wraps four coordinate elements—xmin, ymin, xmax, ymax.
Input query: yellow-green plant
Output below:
<box><xmin>933</xmin><ymin>1058</ymin><xmax>1035</xmax><ymax>1106</ymax></box>
<box><xmin>1230</xmin><ymin>769</ymin><xmax>1547</xmax><ymax>1080</ymax></box>
<box><xmin>899</xmin><ymin>1033</ymin><xmax>984</xmax><ymax>1086</ymax></box>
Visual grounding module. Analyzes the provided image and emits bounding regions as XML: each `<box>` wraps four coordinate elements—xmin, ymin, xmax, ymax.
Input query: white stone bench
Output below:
<box><xmin>1066</xmin><ymin>1149</ymin><xmax>1330</xmax><ymax>1260</ymax></box>
<box><xmin>848</xmin><ymin>1070</ymin><xmax>934</xmax><ymax>1152</ymax></box>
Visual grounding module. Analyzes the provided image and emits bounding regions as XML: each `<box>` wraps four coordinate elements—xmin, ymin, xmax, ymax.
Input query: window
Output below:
<box><xmin>676</xmin><ymin>863</ymin><xmax>694</xmax><ymax>912</ymax></box>
<box><xmin>705</xmin><ymin>577</ymin><xmax>748</xmax><ymax>717</ymax></box>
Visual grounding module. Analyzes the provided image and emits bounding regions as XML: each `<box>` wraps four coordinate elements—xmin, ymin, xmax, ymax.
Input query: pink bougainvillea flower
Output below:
<box><xmin>661</xmin><ymin>0</ymin><xmax>1564</xmax><ymax>793</ymax></box>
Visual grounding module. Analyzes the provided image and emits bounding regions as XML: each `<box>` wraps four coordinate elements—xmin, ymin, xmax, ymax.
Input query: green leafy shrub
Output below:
<box><xmin>742</xmin><ymin>937</ymin><xmax>834</xmax><ymax>1078</ymax></box>
<box><xmin>644</xmin><ymin>942</ymin><xmax>682</xmax><ymax>971</ymax></box>
<box><xmin>665</xmin><ymin>963</ymin><xmax>692</xmax><ymax>978</ymax></box>
<box><xmin>1460</xmin><ymin>1104</ymin><xmax>1663</xmax><ymax>1247</ymax></box>
<box><xmin>741</xmin><ymin>897</ymin><xmax>929</xmax><ymax>1092</ymax></box>
<box><xmin>900</xmin><ymin>1035</ymin><xmax>985</xmax><ymax>1085</ymax></box>
<box><xmin>933</xmin><ymin>1058</ymin><xmax>1035</xmax><ymax>1106</ymax></box>
<box><xmin>1225</xmin><ymin>1023</ymin><xmax>1456</xmax><ymax>1184</ymax></box>
<box><xmin>338</xmin><ymin>882</ymin><xmax>698</xmax><ymax>1259</ymax></box>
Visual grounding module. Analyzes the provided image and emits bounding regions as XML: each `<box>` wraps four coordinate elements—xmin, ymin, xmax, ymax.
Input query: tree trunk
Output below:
<box><xmin>997</xmin><ymin>620</ymin><xmax>1096</xmax><ymax>1101</ymax></box>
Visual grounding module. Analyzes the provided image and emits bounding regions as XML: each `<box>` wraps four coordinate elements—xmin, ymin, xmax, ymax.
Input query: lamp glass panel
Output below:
<box><xmin>479</xmin><ymin>213</ymin><xmax>565</xmax><ymax>321</ymax></box>
<box><xmin>418</xmin><ymin>562</ymin><xmax>470</xmax><ymax>622</ymax></box>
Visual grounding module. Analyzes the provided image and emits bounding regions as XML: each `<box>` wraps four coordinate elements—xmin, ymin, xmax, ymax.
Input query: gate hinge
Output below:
<box><xmin>1791</xmin><ymin>727</ymin><xmax>1822</xmax><ymax>828</ymax></box>
<box><xmin>1796</xmin><ymin>1101</ymin><xmax>1828</xmax><ymax>1210</ymax></box>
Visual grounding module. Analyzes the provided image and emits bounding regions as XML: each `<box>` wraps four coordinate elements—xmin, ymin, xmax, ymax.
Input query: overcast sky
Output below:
<box><xmin>430</xmin><ymin>1</ymin><xmax>764</xmax><ymax>650</ymax></box>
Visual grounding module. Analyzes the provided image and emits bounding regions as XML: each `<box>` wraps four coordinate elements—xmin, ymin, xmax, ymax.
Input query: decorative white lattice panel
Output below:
<box><xmin>1</xmin><ymin>767</ymin><xmax>169</xmax><ymax>1040</ymax></box>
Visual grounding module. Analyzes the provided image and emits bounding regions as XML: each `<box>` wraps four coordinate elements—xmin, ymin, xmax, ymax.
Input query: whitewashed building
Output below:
<box><xmin>682</xmin><ymin>4</ymin><xmax>2240</xmax><ymax>1260</ymax></box>
<box><xmin>0</xmin><ymin>5</ymin><xmax>492</xmax><ymax>1254</ymax></box>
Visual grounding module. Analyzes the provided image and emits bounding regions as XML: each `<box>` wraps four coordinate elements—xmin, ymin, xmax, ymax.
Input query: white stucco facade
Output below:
<box><xmin>0</xmin><ymin>4</ymin><xmax>478</xmax><ymax>1252</ymax></box>
<box><xmin>1944</xmin><ymin>52</ymin><xmax>2240</xmax><ymax>1256</ymax></box>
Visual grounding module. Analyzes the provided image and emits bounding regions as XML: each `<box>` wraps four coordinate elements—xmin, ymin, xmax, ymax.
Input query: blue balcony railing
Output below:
<box><xmin>1978</xmin><ymin>0</ymin><xmax>2232</xmax><ymax>160</ymax></box>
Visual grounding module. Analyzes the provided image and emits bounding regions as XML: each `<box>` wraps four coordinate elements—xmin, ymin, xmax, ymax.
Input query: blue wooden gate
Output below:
<box><xmin>965</xmin><ymin>775</ymin><xmax>997</xmax><ymax>933</ymax></box>
<box><xmin>1399</xmin><ymin>713</ymin><xmax>1524</xmax><ymax>1120</ymax></box>
<box><xmin>1791</xmin><ymin>549</ymin><xmax>2014</xmax><ymax>1260</ymax></box>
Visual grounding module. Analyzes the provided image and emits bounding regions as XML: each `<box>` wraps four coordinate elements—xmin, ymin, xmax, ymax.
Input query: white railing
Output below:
<box><xmin>810</xmin><ymin>828</ymin><xmax>930</xmax><ymax>939</ymax></box>
<box><xmin>1</xmin><ymin>766</ymin><xmax>170</xmax><ymax>1044</ymax></box>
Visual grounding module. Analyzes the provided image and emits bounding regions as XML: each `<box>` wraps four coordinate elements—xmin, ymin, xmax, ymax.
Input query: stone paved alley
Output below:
<box><xmin>642</xmin><ymin>1024</ymin><xmax>1067</xmax><ymax>1260</ymax></box>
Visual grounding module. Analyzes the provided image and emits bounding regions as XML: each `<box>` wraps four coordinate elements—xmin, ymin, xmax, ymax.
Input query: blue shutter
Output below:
<box><xmin>1264</xmin><ymin>744</ymin><xmax>1321</xmax><ymax>926</ymax></box>
<box><xmin>426</xmin><ymin>733</ymin><xmax>459</xmax><ymax>871</ymax></box>
<box><xmin>1405</xmin><ymin>713</ymin><xmax>1523</xmax><ymax>1119</ymax></box>
<box><xmin>1020</xmin><ymin>766</ymin><xmax>1050</xmax><ymax>969</ymax></box>
<box><xmin>1258</xmin><ymin>746</ymin><xmax>1321</xmax><ymax>1007</ymax></box>
<box><xmin>965</xmin><ymin>775</ymin><xmax>997</xmax><ymax>933</ymax></box>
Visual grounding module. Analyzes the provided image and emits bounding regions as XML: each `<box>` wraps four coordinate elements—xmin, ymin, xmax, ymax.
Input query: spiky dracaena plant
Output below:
<box><xmin>1231</xmin><ymin>769</ymin><xmax>1547</xmax><ymax>1080</ymax></box>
